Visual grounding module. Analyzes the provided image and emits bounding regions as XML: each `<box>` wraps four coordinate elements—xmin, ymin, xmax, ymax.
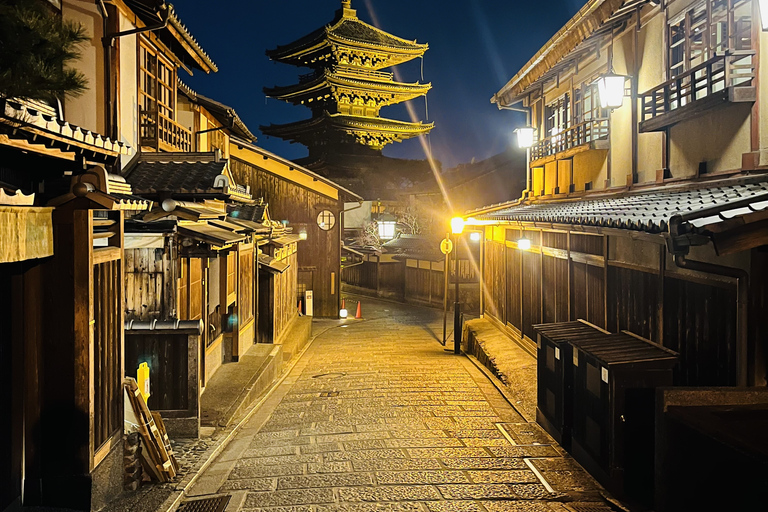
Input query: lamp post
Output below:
<box><xmin>450</xmin><ymin>217</ymin><xmax>465</xmax><ymax>354</ymax></box>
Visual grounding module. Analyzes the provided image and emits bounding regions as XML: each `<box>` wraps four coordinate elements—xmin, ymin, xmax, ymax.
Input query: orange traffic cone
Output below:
<box><xmin>298</xmin><ymin>299</ymin><xmax>303</xmax><ymax>316</ymax></box>
<box><xmin>355</xmin><ymin>301</ymin><xmax>362</xmax><ymax>319</ymax></box>
<box><xmin>342</xmin><ymin>299</ymin><xmax>346</xmax><ymax>310</ymax></box>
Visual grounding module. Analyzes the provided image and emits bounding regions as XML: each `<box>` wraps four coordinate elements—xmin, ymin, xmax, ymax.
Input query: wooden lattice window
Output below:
<box><xmin>668</xmin><ymin>0</ymin><xmax>752</xmax><ymax>78</ymax></box>
<box><xmin>139</xmin><ymin>41</ymin><xmax>176</xmax><ymax>120</ymax></box>
<box><xmin>574</xmin><ymin>83</ymin><xmax>606</xmax><ymax>123</ymax></box>
<box><xmin>545</xmin><ymin>94</ymin><xmax>570</xmax><ymax>139</ymax></box>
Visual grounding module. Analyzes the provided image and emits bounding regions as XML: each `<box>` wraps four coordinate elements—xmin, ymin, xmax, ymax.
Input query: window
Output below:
<box><xmin>668</xmin><ymin>0</ymin><xmax>752</xmax><ymax>79</ymax></box>
<box><xmin>139</xmin><ymin>40</ymin><xmax>176</xmax><ymax>121</ymax></box>
<box><xmin>574</xmin><ymin>83</ymin><xmax>606</xmax><ymax>124</ymax></box>
<box><xmin>545</xmin><ymin>94</ymin><xmax>570</xmax><ymax>137</ymax></box>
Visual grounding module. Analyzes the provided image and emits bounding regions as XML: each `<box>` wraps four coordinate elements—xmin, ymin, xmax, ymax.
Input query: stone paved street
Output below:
<box><xmin>184</xmin><ymin>298</ymin><xmax>615</xmax><ymax>512</ymax></box>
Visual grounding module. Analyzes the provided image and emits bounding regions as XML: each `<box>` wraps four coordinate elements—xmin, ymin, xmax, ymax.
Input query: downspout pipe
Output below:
<box><xmin>673</xmin><ymin>253</ymin><xmax>750</xmax><ymax>386</ymax></box>
<box><xmin>497</xmin><ymin>104</ymin><xmax>532</xmax><ymax>202</ymax></box>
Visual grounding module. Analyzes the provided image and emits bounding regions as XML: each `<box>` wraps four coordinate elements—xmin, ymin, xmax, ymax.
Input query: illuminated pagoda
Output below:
<box><xmin>262</xmin><ymin>0</ymin><xmax>434</xmax><ymax>196</ymax></box>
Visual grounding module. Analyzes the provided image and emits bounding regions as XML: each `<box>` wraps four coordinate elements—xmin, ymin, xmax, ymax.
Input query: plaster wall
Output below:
<box><xmin>118</xmin><ymin>14</ymin><xmax>138</xmax><ymax>168</ymax></box>
<box><xmin>669</xmin><ymin>104</ymin><xmax>752</xmax><ymax>177</ymax></box>
<box><xmin>62</xmin><ymin>0</ymin><xmax>105</xmax><ymax>135</ymax></box>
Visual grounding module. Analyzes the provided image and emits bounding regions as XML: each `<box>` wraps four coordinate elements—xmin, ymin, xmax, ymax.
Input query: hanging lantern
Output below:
<box><xmin>597</xmin><ymin>73</ymin><xmax>627</xmax><ymax>109</ymax></box>
<box><xmin>515</xmin><ymin>126</ymin><xmax>536</xmax><ymax>149</ymax></box>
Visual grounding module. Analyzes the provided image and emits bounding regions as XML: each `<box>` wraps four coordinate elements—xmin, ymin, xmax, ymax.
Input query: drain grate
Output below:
<box><xmin>177</xmin><ymin>495</ymin><xmax>231</xmax><ymax>512</ymax></box>
<box><xmin>565</xmin><ymin>503</ymin><xmax>614</xmax><ymax>512</ymax></box>
<box><xmin>319</xmin><ymin>391</ymin><xmax>339</xmax><ymax>397</ymax></box>
<box><xmin>312</xmin><ymin>372</ymin><xmax>346</xmax><ymax>379</ymax></box>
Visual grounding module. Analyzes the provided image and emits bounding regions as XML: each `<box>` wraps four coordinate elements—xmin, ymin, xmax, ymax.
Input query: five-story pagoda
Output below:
<box><xmin>262</xmin><ymin>0</ymin><xmax>434</xmax><ymax>196</ymax></box>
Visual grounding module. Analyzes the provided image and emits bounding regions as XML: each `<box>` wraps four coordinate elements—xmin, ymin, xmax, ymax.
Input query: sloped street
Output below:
<box><xmin>181</xmin><ymin>299</ymin><xmax>615</xmax><ymax>512</ymax></box>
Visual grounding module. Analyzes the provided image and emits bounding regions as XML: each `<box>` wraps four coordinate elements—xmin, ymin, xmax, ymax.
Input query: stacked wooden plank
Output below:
<box><xmin>124</xmin><ymin>378</ymin><xmax>180</xmax><ymax>482</ymax></box>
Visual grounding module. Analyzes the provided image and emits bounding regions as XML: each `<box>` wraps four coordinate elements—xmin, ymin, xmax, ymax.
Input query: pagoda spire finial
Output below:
<box><xmin>340</xmin><ymin>0</ymin><xmax>356</xmax><ymax>17</ymax></box>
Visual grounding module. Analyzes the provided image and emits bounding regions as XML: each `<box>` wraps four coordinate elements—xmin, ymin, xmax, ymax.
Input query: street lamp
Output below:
<box><xmin>450</xmin><ymin>217</ymin><xmax>465</xmax><ymax>355</ymax></box>
<box><xmin>596</xmin><ymin>73</ymin><xmax>628</xmax><ymax>109</ymax></box>
<box><xmin>515</xmin><ymin>126</ymin><xmax>536</xmax><ymax>149</ymax></box>
<box><xmin>377</xmin><ymin>213</ymin><xmax>397</xmax><ymax>240</ymax></box>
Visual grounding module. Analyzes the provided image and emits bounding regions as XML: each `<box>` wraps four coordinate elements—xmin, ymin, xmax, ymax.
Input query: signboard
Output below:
<box><xmin>440</xmin><ymin>238</ymin><xmax>453</xmax><ymax>255</ymax></box>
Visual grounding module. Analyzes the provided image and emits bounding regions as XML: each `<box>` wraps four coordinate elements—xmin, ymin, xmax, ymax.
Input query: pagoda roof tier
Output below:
<box><xmin>260</xmin><ymin>112</ymin><xmax>433</xmax><ymax>151</ymax></box>
<box><xmin>266</xmin><ymin>3</ymin><xmax>427</xmax><ymax>70</ymax></box>
<box><xmin>264</xmin><ymin>67</ymin><xmax>432</xmax><ymax>108</ymax></box>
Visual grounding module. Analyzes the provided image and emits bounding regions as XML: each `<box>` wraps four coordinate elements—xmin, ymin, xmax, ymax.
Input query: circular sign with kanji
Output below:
<box><xmin>440</xmin><ymin>238</ymin><xmax>453</xmax><ymax>254</ymax></box>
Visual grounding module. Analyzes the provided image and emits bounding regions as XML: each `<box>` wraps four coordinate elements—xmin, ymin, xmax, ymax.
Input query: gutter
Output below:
<box><xmin>103</xmin><ymin>3</ymin><xmax>170</xmax><ymax>44</ymax></box>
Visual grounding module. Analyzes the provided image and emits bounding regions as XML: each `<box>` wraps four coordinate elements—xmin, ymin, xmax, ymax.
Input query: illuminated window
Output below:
<box><xmin>317</xmin><ymin>210</ymin><xmax>336</xmax><ymax>231</ymax></box>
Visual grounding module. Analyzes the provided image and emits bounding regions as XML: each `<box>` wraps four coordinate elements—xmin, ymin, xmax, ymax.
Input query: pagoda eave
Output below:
<box><xmin>264</xmin><ymin>74</ymin><xmax>432</xmax><ymax>105</ymax></box>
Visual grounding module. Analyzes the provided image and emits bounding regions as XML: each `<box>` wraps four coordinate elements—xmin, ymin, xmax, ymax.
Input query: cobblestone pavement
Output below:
<box><xmin>185</xmin><ymin>299</ymin><xmax>615</xmax><ymax>512</ymax></box>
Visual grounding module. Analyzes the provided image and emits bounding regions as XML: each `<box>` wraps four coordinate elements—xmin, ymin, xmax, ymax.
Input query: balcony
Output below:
<box><xmin>531</xmin><ymin>119</ymin><xmax>609</xmax><ymax>165</ymax></box>
<box><xmin>639</xmin><ymin>50</ymin><xmax>755</xmax><ymax>133</ymax></box>
<box><xmin>139</xmin><ymin>108</ymin><xmax>193</xmax><ymax>153</ymax></box>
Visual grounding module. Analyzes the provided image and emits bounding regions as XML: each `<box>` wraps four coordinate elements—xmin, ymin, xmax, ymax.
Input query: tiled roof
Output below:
<box><xmin>228</xmin><ymin>202</ymin><xmax>267</xmax><ymax>223</ymax></box>
<box><xmin>178</xmin><ymin>82</ymin><xmax>256</xmax><ymax>141</ymax></box>
<box><xmin>0</xmin><ymin>98</ymin><xmax>131</xmax><ymax>160</ymax></box>
<box><xmin>473</xmin><ymin>176</ymin><xmax>768</xmax><ymax>236</ymax></box>
<box><xmin>383</xmin><ymin>234</ymin><xmax>442</xmax><ymax>261</ymax></box>
<box><xmin>125</xmin><ymin>159</ymin><xmax>226</xmax><ymax>194</ymax></box>
<box><xmin>329</xmin><ymin>18</ymin><xmax>426</xmax><ymax>51</ymax></box>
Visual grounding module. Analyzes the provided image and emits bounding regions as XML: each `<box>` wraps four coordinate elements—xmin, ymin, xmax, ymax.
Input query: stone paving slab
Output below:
<box><xmin>184</xmin><ymin>297</ymin><xmax>615</xmax><ymax>512</ymax></box>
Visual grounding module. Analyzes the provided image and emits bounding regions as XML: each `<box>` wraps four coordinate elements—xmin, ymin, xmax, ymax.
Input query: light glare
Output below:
<box><xmin>517</xmin><ymin>238</ymin><xmax>532</xmax><ymax>250</ymax></box>
<box><xmin>597</xmin><ymin>74</ymin><xmax>626</xmax><ymax>109</ymax></box>
<box><xmin>515</xmin><ymin>127</ymin><xmax>535</xmax><ymax>149</ymax></box>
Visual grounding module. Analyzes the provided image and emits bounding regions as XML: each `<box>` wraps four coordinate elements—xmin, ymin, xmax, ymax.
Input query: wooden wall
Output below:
<box><xmin>258</xmin><ymin>243</ymin><xmax>299</xmax><ymax>343</ymax></box>
<box><xmin>125</xmin><ymin>247</ymin><xmax>175</xmax><ymax>321</ymax></box>
<box><xmin>231</xmin><ymin>157</ymin><xmax>342</xmax><ymax>318</ymax></box>
<box><xmin>483</xmin><ymin>227</ymin><xmax>747</xmax><ymax>386</ymax></box>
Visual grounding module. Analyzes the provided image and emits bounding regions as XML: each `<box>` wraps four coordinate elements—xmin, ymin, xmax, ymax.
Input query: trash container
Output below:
<box><xmin>570</xmin><ymin>331</ymin><xmax>678</xmax><ymax>503</ymax></box>
<box><xmin>533</xmin><ymin>320</ymin><xmax>610</xmax><ymax>448</ymax></box>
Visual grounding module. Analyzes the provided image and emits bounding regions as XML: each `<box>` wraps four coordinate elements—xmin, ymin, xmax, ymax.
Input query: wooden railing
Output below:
<box><xmin>531</xmin><ymin>119</ymin><xmax>609</xmax><ymax>161</ymax></box>
<box><xmin>640</xmin><ymin>50</ymin><xmax>755</xmax><ymax>123</ymax></box>
<box><xmin>139</xmin><ymin>108</ymin><xmax>193</xmax><ymax>152</ymax></box>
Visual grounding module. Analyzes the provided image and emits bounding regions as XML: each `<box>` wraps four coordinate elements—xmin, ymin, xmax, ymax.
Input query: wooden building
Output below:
<box><xmin>469</xmin><ymin>0</ymin><xmax>768</xmax><ymax>505</ymax></box>
<box><xmin>229</xmin><ymin>138</ymin><xmax>362</xmax><ymax>318</ymax></box>
<box><xmin>0</xmin><ymin>93</ymin><xmax>146</xmax><ymax>511</ymax></box>
<box><xmin>262</xmin><ymin>0</ymin><xmax>434</xmax><ymax>197</ymax></box>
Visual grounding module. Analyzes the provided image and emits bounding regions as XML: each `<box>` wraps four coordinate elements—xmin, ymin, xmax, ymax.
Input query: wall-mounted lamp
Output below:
<box><xmin>299</xmin><ymin>229</ymin><xmax>308</xmax><ymax>240</ymax></box>
<box><xmin>450</xmin><ymin>217</ymin><xmax>465</xmax><ymax>234</ymax></box>
<box><xmin>596</xmin><ymin>73</ymin><xmax>628</xmax><ymax>109</ymax></box>
<box><xmin>469</xmin><ymin>232</ymin><xmax>482</xmax><ymax>243</ymax></box>
<box><xmin>517</xmin><ymin>237</ymin><xmax>532</xmax><ymax>250</ymax></box>
<box><xmin>514</xmin><ymin>126</ymin><xmax>536</xmax><ymax>149</ymax></box>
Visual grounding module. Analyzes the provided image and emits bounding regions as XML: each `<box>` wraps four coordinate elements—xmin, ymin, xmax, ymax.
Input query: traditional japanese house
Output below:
<box><xmin>121</xmin><ymin>151</ymin><xmax>257</xmax><ymax>383</ymax></box>
<box><xmin>262</xmin><ymin>0</ymin><xmax>434</xmax><ymax>196</ymax></box>
<box><xmin>0</xmin><ymin>91</ymin><xmax>147</xmax><ymax>511</ymax></box>
<box><xmin>60</xmin><ymin>0</ymin><xmax>218</xmax><ymax>161</ymax></box>
<box><xmin>229</xmin><ymin>138</ymin><xmax>363</xmax><ymax>318</ymax></box>
<box><xmin>468</xmin><ymin>0</ymin><xmax>768</xmax><ymax>505</ymax></box>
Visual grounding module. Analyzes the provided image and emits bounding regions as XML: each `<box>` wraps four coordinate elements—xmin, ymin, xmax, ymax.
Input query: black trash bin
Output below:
<box><xmin>570</xmin><ymin>331</ymin><xmax>678</xmax><ymax>504</ymax></box>
<box><xmin>533</xmin><ymin>320</ymin><xmax>610</xmax><ymax>449</ymax></box>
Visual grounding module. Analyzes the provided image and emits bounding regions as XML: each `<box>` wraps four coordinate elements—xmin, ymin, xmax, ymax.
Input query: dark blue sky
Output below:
<box><xmin>178</xmin><ymin>0</ymin><xmax>582</xmax><ymax>170</ymax></box>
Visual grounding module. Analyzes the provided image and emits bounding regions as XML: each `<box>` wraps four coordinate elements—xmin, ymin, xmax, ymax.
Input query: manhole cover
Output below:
<box><xmin>312</xmin><ymin>372</ymin><xmax>346</xmax><ymax>379</ymax></box>
<box><xmin>177</xmin><ymin>495</ymin><xmax>231</xmax><ymax>512</ymax></box>
<box><xmin>319</xmin><ymin>391</ymin><xmax>339</xmax><ymax>397</ymax></box>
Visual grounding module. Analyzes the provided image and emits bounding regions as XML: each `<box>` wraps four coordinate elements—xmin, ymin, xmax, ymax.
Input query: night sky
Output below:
<box><xmin>179</xmin><ymin>0</ymin><xmax>583</xmax><ymax>171</ymax></box>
